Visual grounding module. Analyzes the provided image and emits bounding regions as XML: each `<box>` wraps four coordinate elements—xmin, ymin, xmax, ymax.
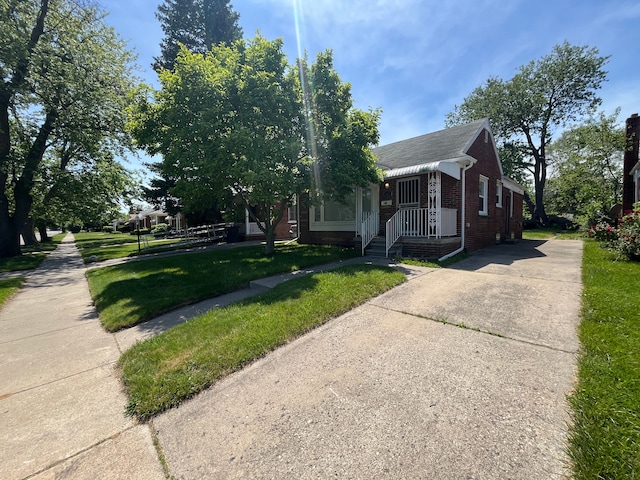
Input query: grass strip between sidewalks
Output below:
<box><xmin>119</xmin><ymin>264</ymin><xmax>405</xmax><ymax>420</ymax></box>
<box><xmin>0</xmin><ymin>278</ymin><xmax>25</xmax><ymax>308</ymax></box>
<box><xmin>0</xmin><ymin>233</ymin><xmax>65</xmax><ymax>273</ymax></box>
<box><xmin>87</xmin><ymin>243</ymin><xmax>359</xmax><ymax>331</ymax></box>
<box><xmin>568</xmin><ymin>240</ymin><xmax>640</xmax><ymax>478</ymax></box>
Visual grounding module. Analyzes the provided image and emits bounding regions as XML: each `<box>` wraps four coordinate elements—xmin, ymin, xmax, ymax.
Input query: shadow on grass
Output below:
<box><xmin>90</xmin><ymin>244</ymin><xmax>360</xmax><ymax>331</ymax></box>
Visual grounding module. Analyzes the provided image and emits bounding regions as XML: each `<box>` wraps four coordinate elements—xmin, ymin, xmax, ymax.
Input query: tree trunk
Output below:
<box><xmin>37</xmin><ymin>219</ymin><xmax>49</xmax><ymax>242</ymax></box>
<box><xmin>20</xmin><ymin>218</ymin><xmax>38</xmax><ymax>246</ymax></box>
<box><xmin>0</xmin><ymin>215</ymin><xmax>20</xmax><ymax>258</ymax></box>
<box><xmin>264</xmin><ymin>228</ymin><xmax>276</xmax><ymax>255</ymax></box>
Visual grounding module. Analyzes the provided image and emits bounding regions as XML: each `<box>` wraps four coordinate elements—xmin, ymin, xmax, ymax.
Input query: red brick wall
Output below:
<box><xmin>464</xmin><ymin>130</ymin><xmax>504</xmax><ymax>251</ymax></box>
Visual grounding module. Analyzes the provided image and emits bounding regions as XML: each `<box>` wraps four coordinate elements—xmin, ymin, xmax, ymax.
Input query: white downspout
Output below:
<box><xmin>438</xmin><ymin>162</ymin><xmax>474</xmax><ymax>262</ymax></box>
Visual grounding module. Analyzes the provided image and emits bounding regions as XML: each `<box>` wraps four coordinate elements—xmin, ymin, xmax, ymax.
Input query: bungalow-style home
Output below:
<box><xmin>298</xmin><ymin>118</ymin><xmax>524</xmax><ymax>259</ymax></box>
<box><xmin>623</xmin><ymin>113</ymin><xmax>640</xmax><ymax>212</ymax></box>
<box><xmin>129</xmin><ymin>209</ymin><xmax>169</xmax><ymax>231</ymax></box>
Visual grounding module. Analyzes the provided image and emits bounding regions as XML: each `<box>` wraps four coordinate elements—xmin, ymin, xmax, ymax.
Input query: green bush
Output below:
<box><xmin>102</xmin><ymin>225</ymin><xmax>114</xmax><ymax>233</ymax></box>
<box><xmin>616</xmin><ymin>205</ymin><xmax>640</xmax><ymax>260</ymax></box>
<box><xmin>589</xmin><ymin>203</ymin><xmax>640</xmax><ymax>261</ymax></box>
<box><xmin>151</xmin><ymin>223</ymin><xmax>169</xmax><ymax>235</ymax></box>
<box><xmin>69</xmin><ymin>224</ymin><xmax>82</xmax><ymax>234</ymax></box>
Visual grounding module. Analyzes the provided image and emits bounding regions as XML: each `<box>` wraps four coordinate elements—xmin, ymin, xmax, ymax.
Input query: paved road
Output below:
<box><xmin>0</xmin><ymin>236</ymin><xmax>582</xmax><ymax>479</ymax></box>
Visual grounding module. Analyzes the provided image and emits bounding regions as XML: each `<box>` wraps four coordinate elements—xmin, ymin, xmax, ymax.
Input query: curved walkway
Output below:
<box><xmin>0</xmin><ymin>235</ymin><xmax>582</xmax><ymax>479</ymax></box>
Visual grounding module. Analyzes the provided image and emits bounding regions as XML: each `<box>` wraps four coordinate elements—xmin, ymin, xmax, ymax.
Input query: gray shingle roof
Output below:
<box><xmin>373</xmin><ymin>119</ymin><xmax>489</xmax><ymax>178</ymax></box>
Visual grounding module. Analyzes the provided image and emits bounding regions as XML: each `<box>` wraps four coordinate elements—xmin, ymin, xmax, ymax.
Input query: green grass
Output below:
<box><xmin>400</xmin><ymin>251</ymin><xmax>470</xmax><ymax>268</ymax></box>
<box><xmin>119</xmin><ymin>263</ymin><xmax>405</xmax><ymax>420</ymax></box>
<box><xmin>74</xmin><ymin>231</ymin><xmax>189</xmax><ymax>262</ymax></box>
<box><xmin>87</xmin><ymin>243</ymin><xmax>359</xmax><ymax>331</ymax></box>
<box><xmin>568</xmin><ymin>239</ymin><xmax>640</xmax><ymax>478</ymax></box>
<box><xmin>0</xmin><ymin>234</ymin><xmax>65</xmax><ymax>273</ymax></box>
<box><xmin>522</xmin><ymin>227</ymin><xmax>582</xmax><ymax>240</ymax></box>
<box><xmin>0</xmin><ymin>278</ymin><xmax>25</xmax><ymax>308</ymax></box>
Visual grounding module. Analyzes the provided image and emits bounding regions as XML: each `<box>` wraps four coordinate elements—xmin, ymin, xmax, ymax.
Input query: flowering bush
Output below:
<box><xmin>588</xmin><ymin>222</ymin><xmax>618</xmax><ymax>243</ymax></box>
<box><xmin>615</xmin><ymin>205</ymin><xmax>640</xmax><ymax>260</ymax></box>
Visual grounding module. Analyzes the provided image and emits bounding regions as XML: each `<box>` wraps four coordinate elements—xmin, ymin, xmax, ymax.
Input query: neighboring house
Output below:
<box><xmin>298</xmin><ymin>118</ymin><xmax>524</xmax><ymax>259</ymax></box>
<box><xmin>129</xmin><ymin>210</ymin><xmax>169</xmax><ymax>231</ymax></box>
<box><xmin>623</xmin><ymin>113</ymin><xmax>640</xmax><ymax>212</ymax></box>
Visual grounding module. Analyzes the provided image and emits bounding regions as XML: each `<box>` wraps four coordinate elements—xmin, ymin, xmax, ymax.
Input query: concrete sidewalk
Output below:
<box><xmin>0</xmin><ymin>235</ymin><xmax>582</xmax><ymax>479</ymax></box>
<box><xmin>0</xmin><ymin>234</ymin><xmax>164</xmax><ymax>480</ymax></box>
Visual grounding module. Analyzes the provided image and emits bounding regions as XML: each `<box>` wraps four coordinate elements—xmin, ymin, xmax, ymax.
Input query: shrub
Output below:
<box><xmin>102</xmin><ymin>225</ymin><xmax>114</xmax><ymax>233</ymax></box>
<box><xmin>615</xmin><ymin>205</ymin><xmax>640</xmax><ymax>260</ymax></box>
<box><xmin>151</xmin><ymin>223</ymin><xmax>169</xmax><ymax>235</ymax></box>
<box><xmin>69</xmin><ymin>224</ymin><xmax>82</xmax><ymax>234</ymax></box>
<box><xmin>587</xmin><ymin>222</ymin><xmax>617</xmax><ymax>243</ymax></box>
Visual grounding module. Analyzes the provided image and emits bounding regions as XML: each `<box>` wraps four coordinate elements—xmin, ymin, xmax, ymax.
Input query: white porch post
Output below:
<box><xmin>427</xmin><ymin>171</ymin><xmax>442</xmax><ymax>238</ymax></box>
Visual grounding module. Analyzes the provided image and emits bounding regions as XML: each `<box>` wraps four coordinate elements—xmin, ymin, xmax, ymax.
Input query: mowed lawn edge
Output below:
<box><xmin>568</xmin><ymin>239</ymin><xmax>640</xmax><ymax>478</ymax></box>
<box><xmin>86</xmin><ymin>243</ymin><xmax>359</xmax><ymax>332</ymax></box>
<box><xmin>118</xmin><ymin>264</ymin><xmax>406</xmax><ymax>420</ymax></box>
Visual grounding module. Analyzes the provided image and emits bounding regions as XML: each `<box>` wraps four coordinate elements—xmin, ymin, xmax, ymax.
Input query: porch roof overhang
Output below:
<box><xmin>382</xmin><ymin>156</ymin><xmax>475</xmax><ymax>181</ymax></box>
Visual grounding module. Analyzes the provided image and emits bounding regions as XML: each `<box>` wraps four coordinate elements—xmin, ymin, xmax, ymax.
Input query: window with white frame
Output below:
<box><xmin>479</xmin><ymin>175</ymin><xmax>489</xmax><ymax>215</ymax></box>
<box><xmin>496</xmin><ymin>180</ymin><xmax>503</xmax><ymax>208</ymax></box>
<box><xmin>311</xmin><ymin>190</ymin><xmax>356</xmax><ymax>225</ymax></box>
<box><xmin>397</xmin><ymin>177</ymin><xmax>419</xmax><ymax>207</ymax></box>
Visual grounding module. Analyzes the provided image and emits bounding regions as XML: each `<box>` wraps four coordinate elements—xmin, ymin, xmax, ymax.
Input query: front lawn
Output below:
<box><xmin>74</xmin><ymin>231</ymin><xmax>189</xmax><ymax>262</ymax></box>
<box><xmin>568</xmin><ymin>240</ymin><xmax>640</xmax><ymax>478</ymax></box>
<box><xmin>119</xmin><ymin>264</ymin><xmax>405</xmax><ymax>420</ymax></box>
<box><xmin>87</xmin><ymin>243</ymin><xmax>359</xmax><ymax>331</ymax></box>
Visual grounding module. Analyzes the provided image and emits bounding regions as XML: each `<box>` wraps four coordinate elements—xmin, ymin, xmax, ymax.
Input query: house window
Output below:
<box><xmin>496</xmin><ymin>180</ymin><xmax>503</xmax><ymax>208</ymax></box>
<box><xmin>397</xmin><ymin>177</ymin><xmax>419</xmax><ymax>207</ymax></box>
<box><xmin>479</xmin><ymin>175</ymin><xmax>488</xmax><ymax>215</ymax></box>
<box><xmin>312</xmin><ymin>190</ymin><xmax>356</xmax><ymax>224</ymax></box>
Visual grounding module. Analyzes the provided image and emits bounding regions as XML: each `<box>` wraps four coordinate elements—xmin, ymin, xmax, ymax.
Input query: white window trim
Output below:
<box><xmin>479</xmin><ymin>175</ymin><xmax>489</xmax><ymax>216</ymax></box>
<box><xmin>496</xmin><ymin>180</ymin><xmax>503</xmax><ymax>208</ymax></box>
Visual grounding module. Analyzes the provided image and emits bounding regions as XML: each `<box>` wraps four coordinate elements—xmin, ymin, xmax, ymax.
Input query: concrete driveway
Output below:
<box><xmin>154</xmin><ymin>239</ymin><xmax>582</xmax><ymax>479</ymax></box>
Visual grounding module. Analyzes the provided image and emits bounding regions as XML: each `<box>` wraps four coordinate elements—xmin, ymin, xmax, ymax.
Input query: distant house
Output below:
<box><xmin>623</xmin><ymin>113</ymin><xmax>640</xmax><ymax>212</ymax></box>
<box><xmin>129</xmin><ymin>210</ymin><xmax>168</xmax><ymax>231</ymax></box>
<box><xmin>298</xmin><ymin>119</ymin><xmax>524</xmax><ymax>259</ymax></box>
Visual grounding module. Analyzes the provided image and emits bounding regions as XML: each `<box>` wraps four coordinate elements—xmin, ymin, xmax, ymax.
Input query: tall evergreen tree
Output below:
<box><xmin>153</xmin><ymin>0</ymin><xmax>242</xmax><ymax>72</ymax></box>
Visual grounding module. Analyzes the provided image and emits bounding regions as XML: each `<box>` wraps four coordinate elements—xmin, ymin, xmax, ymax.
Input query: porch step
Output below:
<box><xmin>364</xmin><ymin>236</ymin><xmax>401</xmax><ymax>258</ymax></box>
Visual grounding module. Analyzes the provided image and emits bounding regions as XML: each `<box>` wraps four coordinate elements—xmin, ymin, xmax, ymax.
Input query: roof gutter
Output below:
<box><xmin>438</xmin><ymin>162</ymin><xmax>474</xmax><ymax>262</ymax></box>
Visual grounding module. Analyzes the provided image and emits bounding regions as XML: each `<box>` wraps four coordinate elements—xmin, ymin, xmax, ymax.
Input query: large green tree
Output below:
<box><xmin>0</xmin><ymin>0</ymin><xmax>139</xmax><ymax>257</ymax></box>
<box><xmin>546</xmin><ymin>110</ymin><xmax>625</xmax><ymax>225</ymax></box>
<box><xmin>446</xmin><ymin>42</ymin><xmax>609</xmax><ymax>224</ymax></box>
<box><xmin>153</xmin><ymin>0</ymin><xmax>242</xmax><ymax>72</ymax></box>
<box><xmin>129</xmin><ymin>36</ymin><xmax>381</xmax><ymax>254</ymax></box>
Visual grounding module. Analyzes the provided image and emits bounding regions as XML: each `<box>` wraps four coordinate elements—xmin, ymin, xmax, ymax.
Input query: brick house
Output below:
<box><xmin>298</xmin><ymin>118</ymin><xmax>524</xmax><ymax>259</ymax></box>
<box><xmin>623</xmin><ymin>113</ymin><xmax>640</xmax><ymax>212</ymax></box>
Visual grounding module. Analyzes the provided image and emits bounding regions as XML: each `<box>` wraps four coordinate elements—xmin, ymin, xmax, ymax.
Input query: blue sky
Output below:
<box><xmin>104</xmin><ymin>0</ymin><xmax>640</xmax><ymax>164</ymax></box>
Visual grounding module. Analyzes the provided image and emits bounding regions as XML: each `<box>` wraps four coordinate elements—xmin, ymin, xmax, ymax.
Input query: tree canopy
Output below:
<box><xmin>447</xmin><ymin>42</ymin><xmax>609</xmax><ymax>224</ymax></box>
<box><xmin>153</xmin><ymin>0</ymin><xmax>242</xmax><ymax>72</ymax></box>
<box><xmin>546</xmin><ymin>110</ymin><xmax>625</xmax><ymax>226</ymax></box>
<box><xmin>129</xmin><ymin>36</ymin><xmax>381</xmax><ymax>254</ymax></box>
<box><xmin>0</xmin><ymin>0</ymin><xmax>140</xmax><ymax>257</ymax></box>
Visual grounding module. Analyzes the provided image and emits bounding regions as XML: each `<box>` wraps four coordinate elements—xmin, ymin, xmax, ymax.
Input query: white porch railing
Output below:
<box><xmin>361</xmin><ymin>211</ymin><xmax>379</xmax><ymax>256</ymax></box>
<box><xmin>385</xmin><ymin>208</ymin><xmax>457</xmax><ymax>257</ymax></box>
